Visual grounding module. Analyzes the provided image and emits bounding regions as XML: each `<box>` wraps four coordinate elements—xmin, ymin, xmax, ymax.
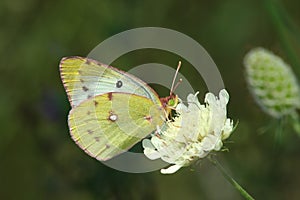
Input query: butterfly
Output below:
<box><xmin>60</xmin><ymin>56</ymin><xmax>180</xmax><ymax>161</ymax></box>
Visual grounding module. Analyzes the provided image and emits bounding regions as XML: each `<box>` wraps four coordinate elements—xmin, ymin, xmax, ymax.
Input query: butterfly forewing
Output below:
<box><xmin>60</xmin><ymin>56</ymin><xmax>161</xmax><ymax>108</ymax></box>
<box><xmin>68</xmin><ymin>92</ymin><xmax>165</xmax><ymax>161</ymax></box>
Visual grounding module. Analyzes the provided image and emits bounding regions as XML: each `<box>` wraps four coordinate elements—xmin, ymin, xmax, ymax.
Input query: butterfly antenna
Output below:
<box><xmin>173</xmin><ymin>78</ymin><xmax>182</xmax><ymax>93</ymax></box>
<box><xmin>170</xmin><ymin>61</ymin><xmax>182</xmax><ymax>95</ymax></box>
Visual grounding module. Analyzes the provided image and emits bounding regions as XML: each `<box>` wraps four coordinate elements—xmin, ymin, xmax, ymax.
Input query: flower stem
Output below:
<box><xmin>208</xmin><ymin>156</ymin><xmax>255</xmax><ymax>200</ymax></box>
<box><xmin>264</xmin><ymin>0</ymin><xmax>300</xmax><ymax>75</ymax></box>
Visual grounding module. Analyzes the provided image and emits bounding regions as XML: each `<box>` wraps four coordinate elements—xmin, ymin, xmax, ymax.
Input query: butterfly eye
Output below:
<box><xmin>168</xmin><ymin>99</ymin><xmax>175</xmax><ymax>106</ymax></box>
<box><xmin>116</xmin><ymin>80</ymin><xmax>123</xmax><ymax>88</ymax></box>
<box><xmin>168</xmin><ymin>95</ymin><xmax>179</xmax><ymax>108</ymax></box>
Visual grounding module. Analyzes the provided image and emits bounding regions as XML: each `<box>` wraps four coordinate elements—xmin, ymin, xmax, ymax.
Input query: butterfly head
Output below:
<box><xmin>160</xmin><ymin>93</ymin><xmax>178</xmax><ymax>118</ymax></box>
<box><xmin>159</xmin><ymin>61</ymin><xmax>182</xmax><ymax>118</ymax></box>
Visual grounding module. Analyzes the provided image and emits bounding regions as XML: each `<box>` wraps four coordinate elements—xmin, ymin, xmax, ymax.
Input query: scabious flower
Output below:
<box><xmin>244</xmin><ymin>47</ymin><xmax>300</xmax><ymax>118</ymax></box>
<box><xmin>143</xmin><ymin>89</ymin><xmax>234</xmax><ymax>174</ymax></box>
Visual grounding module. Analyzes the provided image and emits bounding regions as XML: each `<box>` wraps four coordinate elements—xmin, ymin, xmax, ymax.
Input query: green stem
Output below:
<box><xmin>264</xmin><ymin>0</ymin><xmax>300</xmax><ymax>75</ymax></box>
<box><xmin>290</xmin><ymin>111</ymin><xmax>300</xmax><ymax>136</ymax></box>
<box><xmin>208</xmin><ymin>156</ymin><xmax>255</xmax><ymax>200</ymax></box>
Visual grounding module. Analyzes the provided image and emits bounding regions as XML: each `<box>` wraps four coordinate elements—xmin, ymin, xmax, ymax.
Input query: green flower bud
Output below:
<box><xmin>244</xmin><ymin>47</ymin><xmax>300</xmax><ymax>118</ymax></box>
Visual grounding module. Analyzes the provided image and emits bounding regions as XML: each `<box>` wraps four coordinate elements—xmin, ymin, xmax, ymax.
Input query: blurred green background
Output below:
<box><xmin>1</xmin><ymin>0</ymin><xmax>300</xmax><ymax>199</ymax></box>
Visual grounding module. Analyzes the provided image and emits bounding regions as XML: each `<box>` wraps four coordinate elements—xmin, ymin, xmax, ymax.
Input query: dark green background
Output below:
<box><xmin>1</xmin><ymin>0</ymin><xmax>300</xmax><ymax>199</ymax></box>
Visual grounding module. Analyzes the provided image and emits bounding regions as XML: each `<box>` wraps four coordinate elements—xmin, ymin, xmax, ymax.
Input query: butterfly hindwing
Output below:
<box><xmin>60</xmin><ymin>56</ymin><xmax>161</xmax><ymax>108</ymax></box>
<box><xmin>68</xmin><ymin>92</ymin><xmax>165</xmax><ymax>161</ymax></box>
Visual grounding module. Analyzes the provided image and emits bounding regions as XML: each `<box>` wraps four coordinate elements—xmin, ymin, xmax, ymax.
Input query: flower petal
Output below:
<box><xmin>219</xmin><ymin>89</ymin><xmax>229</xmax><ymax>105</ymax></box>
<box><xmin>142</xmin><ymin>90</ymin><xmax>234</xmax><ymax>174</ymax></box>
<box><xmin>144</xmin><ymin>148</ymin><xmax>161</xmax><ymax>160</ymax></box>
<box><xmin>142</xmin><ymin>139</ymin><xmax>155</xmax><ymax>149</ymax></box>
<box><xmin>161</xmin><ymin>165</ymin><xmax>182</xmax><ymax>174</ymax></box>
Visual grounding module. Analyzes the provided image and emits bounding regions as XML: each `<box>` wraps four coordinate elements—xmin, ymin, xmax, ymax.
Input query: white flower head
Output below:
<box><xmin>143</xmin><ymin>89</ymin><xmax>234</xmax><ymax>174</ymax></box>
<box><xmin>244</xmin><ymin>47</ymin><xmax>300</xmax><ymax>118</ymax></box>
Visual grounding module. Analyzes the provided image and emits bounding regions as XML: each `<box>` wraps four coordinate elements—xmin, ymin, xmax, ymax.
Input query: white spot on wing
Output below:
<box><xmin>109</xmin><ymin>114</ymin><xmax>118</xmax><ymax>121</ymax></box>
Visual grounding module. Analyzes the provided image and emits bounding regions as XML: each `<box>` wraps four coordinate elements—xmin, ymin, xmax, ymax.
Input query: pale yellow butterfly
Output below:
<box><xmin>60</xmin><ymin>57</ymin><xmax>180</xmax><ymax>161</ymax></box>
